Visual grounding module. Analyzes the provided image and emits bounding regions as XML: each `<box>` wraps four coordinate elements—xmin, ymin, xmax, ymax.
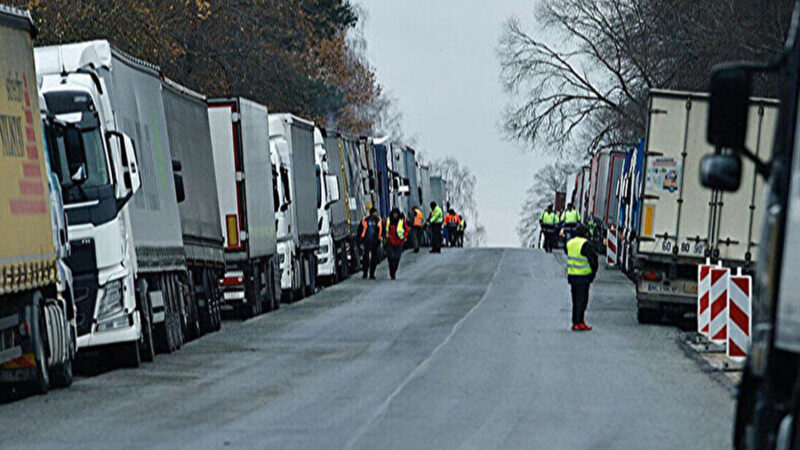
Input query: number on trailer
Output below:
<box><xmin>662</xmin><ymin>241</ymin><xmax>672</xmax><ymax>252</ymax></box>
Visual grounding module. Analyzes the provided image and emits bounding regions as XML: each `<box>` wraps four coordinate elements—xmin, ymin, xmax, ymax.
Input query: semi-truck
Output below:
<box><xmin>322</xmin><ymin>129</ymin><xmax>353</xmax><ymax>281</ymax></box>
<box><xmin>634</xmin><ymin>89</ymin><xmax>777</xmax><ymax>324</ymax></box>
<box><xmin>704</xmin><ymin>2</ymin><xmax>800</xmax><ymax>444</ymax></box>
<box><xmin>36</xmin><ymin>40</ymin><xmax>187</xmax><ymax>366</ymax></box>
<box><xmin>163</xmin><ymin>79</ymin><xmax>224</xmax><ymax>332</ymax></box>
<box><xmin>269</xmin><ymin>114</ymin><xmax>320</xmax><ymax>299</ymax></box>
<box><xmin>314</xmin><ymin>127</ymin><xmax>341</xmax><ymax>284</ymax></box>
<box><xmin>404</xmin><ymin>147</ymin><xmax>419</xmax><ymax>216</ymax></box>
<box><xmin>589</xmin><ymin>149</ymin><xmax>626</xmax><ymax>235</ymax></box>
<box><xmin>615</xmin><ymin>139</ymin><xmax>645</xmax><ymax>277</ymax></box>
<box><xmin>208</xmin><ymin>97</ymin><xmax>279</xmax><ymax>318</ymax></box>
<box><xmin>0</xmin><ymin>6</ymin><xmax>76</xmax><ymax>394</ymax></box>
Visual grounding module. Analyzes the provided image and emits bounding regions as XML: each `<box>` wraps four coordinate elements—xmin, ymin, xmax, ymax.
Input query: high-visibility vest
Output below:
<box><xmin>561</xmin><ymin>209</ymin><xmax>581</xmax><ymax>224</ymax></box>
<box><xmin>567</xmin><ymin>237</ymin><xmax>592</xmax><ymax>276</ymax></box>
<box><xmin>361</xmin><ymin>216</ymin><xmax>382</xmax><ymax>240</ymax></box>
<box><xmin>430</xmin><ymin>206</ymin><xmax>444</xmax><ymax>224</ymax></box>
<box><xmin>540</xmin><ymin>211</ymin><xmax>557</xmax><ymax>225</ymax></box>
<box><xmin>413</xmin><ymin>209</ymin><xmax>424</xmax><ymax>227</ymax></box>
<box><xmin>386</xmin><ymin>219</ymin><xmax>405</xmax><ymax>245</ymax></box>
<box><xmin>456</xmin><ymin>215</ymin><xmax>465</xmax><ymax>231</ymax></box>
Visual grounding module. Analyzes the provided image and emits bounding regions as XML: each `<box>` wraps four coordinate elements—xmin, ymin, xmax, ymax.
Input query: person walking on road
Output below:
<box><xmin>428</xmin><ymin>201</ymin><xmax>444</xmax><ymax>253</ymax></box>
<box><xmin>411</xmin><ymin>206</ymin><xmax>424</xmax><ymax>253</ymax></box>
<box><xmin>456</xmin><ymin>214</ymin><xmax>466</xmax><ymax>247</ymax></box>
<box><xmin>360</xmin><ymin>208</ymin><xmax>382</xmax><ymax>279</ymax></box>
<box><xmin>444</xmin><ymin>209</ymin><xmax>459</xmax><ymax>247</ymax></box>
<box><xmin>539</xmin><ymin>204</ymin><xmax>558</xmax><ymax>253</ymax></box>
<box><xmin>560</xmin><ymin>203</ymin><xmax>582</xmax><ymax>243</ymax></box>
<box><xmin>385</xmin><ymin>208</ymin><xmax>407</xmax><ymax>280</ymax></box>
<box><xmin>564</xmin><ymin>224</ymin><xmax>599</xmax><ymax>331</ymax></box>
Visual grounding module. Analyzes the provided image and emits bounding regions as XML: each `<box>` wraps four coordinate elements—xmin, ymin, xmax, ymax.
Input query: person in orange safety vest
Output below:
<box><xmin>411</xmin><ymin>206</ymin><xmax>424</xmax><ymax>253</ymax></box>
<box><xmin>360</xmin><ymin>208</ymin><xmax>382</xmax><ymax>279</ymax></box>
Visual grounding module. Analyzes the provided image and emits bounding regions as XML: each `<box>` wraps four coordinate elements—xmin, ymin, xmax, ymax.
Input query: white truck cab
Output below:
<box><xmin>271</xmin><ymin>140</ymin><xmax>296</xmax><ymax>296</ymax></box>
<box><xmin>36</xmin><ymin>68</ymin><xmax>141</xmax><ymax>354</ymax></box>
<box><xmin>315</xmin><ymin>127</ymin><xmax>340</xmax><ymax>280</ymax></box>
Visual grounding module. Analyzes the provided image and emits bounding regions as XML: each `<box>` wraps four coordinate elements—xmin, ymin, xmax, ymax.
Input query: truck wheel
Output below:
<box><xmin>50</xmin><ymin>358</ymin><xmax>73</xmax><ymax>389</ymax></box>
<box><xmin>637</xmin><ymin>306</ymin><xmax>661</xmax><ymax>324</ymax></box>
<box><xmin>26</xmin><ymin>292</ymin><xmax>49</xmax><ymax>395</ymax></box>
<box><xmin>117</xmin><ymin>341</ymin><xmax>140</xmax><ymax>369</ymax></box>
<box><xmin>305</xmin><ymin>254</ymin><xmax>317</xmax><ymax>297</ymax></box>
<box><xmin>294</xmin><ymin>257</ymin><xmax>305</xmax><ymax>301</ymax></box>
<box><xmin>137</xmin><ymin>287</ymin><xmax>155</xmax><ymax>362</ymax></box>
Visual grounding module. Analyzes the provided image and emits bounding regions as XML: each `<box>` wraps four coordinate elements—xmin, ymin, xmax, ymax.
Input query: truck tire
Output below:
<box><xmin>49</xmin><ymin>357</ymin><xmax>73</xmax><ymax>389</ymax></box>
<box><xmin>136</xmin><ymin>284</ymin><xmax>155</xmax><ymax>363</ymax></box>
<box><xmin>26</xmin><ymin>292</ymin><xmax>49</xmax><ymax>395</ymax></box>
<box><xmin>305</xmin><ymin>253</ymin><xmax>317</xmax><ymax>297</ymax></box>
<box><xmin>294</xmin><ymin>256</ymin><xmax>305</xmax><ymax>301</ymax></box>
<box><xmin>637</xmin><ymin>305</ymin><xmax>661</xmax><ymax>324</ymax></box>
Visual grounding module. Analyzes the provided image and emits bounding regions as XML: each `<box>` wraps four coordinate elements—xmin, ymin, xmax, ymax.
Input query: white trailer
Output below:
<box><xmin>634</xmin><ymin>89</ymin><xmax>777</xmax><ymax>323</ymax></box>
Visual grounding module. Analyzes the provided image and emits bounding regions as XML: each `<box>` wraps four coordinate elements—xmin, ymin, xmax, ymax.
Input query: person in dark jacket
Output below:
<box><xmin>564</xmin><ymin>224</ymin><xmax>600</xmax><ymax>331</ymax></box>
<box><xmin>385</xmin><ymin>208</ymin><xmax>407</xmax><ymax>280</ymax></box>
<box><xmin>360</xmin><ymin>208</ymin><xmax>382</xmax><ymax>279</ymax></box>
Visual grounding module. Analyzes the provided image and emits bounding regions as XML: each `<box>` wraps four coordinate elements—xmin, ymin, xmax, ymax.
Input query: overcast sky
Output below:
<box><xmin>362</xmin><ymin>0</ymin><xmax>548</xmax><ymax>247</ymax></box>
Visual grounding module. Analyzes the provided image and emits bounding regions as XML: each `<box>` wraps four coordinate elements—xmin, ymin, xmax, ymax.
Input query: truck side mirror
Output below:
<box><xmin>700</xmin><ymin>154</ymin><xmax>742</xmax><ymax>192</ymax></box>
<box><xmin>325</xmin><ymin>174</ymin><xmax>340</xmax><ymax>205</ymax></box>
<box><xmin>107</xmin><ymin>131</ymin><xmax>141</xmax><ymax>202</ymax></box>
<box><xmin>707</xmin><ymin>64</ymin><xmax>752</xmax><ymax>150</ymax></box>
<box><xmin>174</xmin><ymin>173</ymin><xmax>186</xmax><ymax>203</ymax></box>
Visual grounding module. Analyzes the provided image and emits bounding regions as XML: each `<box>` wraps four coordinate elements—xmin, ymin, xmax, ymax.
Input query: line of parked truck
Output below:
<box><xmin>0</xmin><ymin>5</ymin><xmax>450</xmax><ymax>396</ymax></box>
<box><xmin>562</xmin><ymin>89</ymin><xmax>777</xmax><ymax>325</ymax></box>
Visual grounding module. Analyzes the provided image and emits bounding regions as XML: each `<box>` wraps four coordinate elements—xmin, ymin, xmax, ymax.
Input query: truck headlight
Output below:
<box><xmin>97</xmin><ymin>279</ymin><xmax>124</xmax><ymax>321</ymax></box>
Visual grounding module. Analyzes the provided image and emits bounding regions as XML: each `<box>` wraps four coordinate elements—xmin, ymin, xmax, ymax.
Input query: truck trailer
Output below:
<box><xmin>208</xmin><ymin>98</ymin><xmax>279</xmax><ymax>319</ymax></box>
<box><xmin>1</xmin><ymin>6</ymin><xmax>76</xmax><ymax>394</ymax></box>
<box><xmin>634</xmin><ymin>89</ymin><xmax>777</xmax><ymax>323</ymax></box>
<box><xmin>322</xmin><ymin>129</ymin><xmax>353</xmax><ymax>281</ymax></box>
<box><xmin>36</xmin><ymin>40</ymin><xmax>186</xmax><ymax>365</ymax></box>
<box><xmin>163</xmin><ymin>79</ymin><xmax>224</xmax><ymax>333</ymax></box>
<box><xmin>269</xmin><ymin>114</ymin><xmax>320</xmax><ymax>299</ymax></box>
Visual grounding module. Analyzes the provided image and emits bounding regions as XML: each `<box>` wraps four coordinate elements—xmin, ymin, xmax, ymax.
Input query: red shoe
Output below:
<box><xmin>580</xmin><ymin>323</ymin><xmax>592</xmax><ymax>331</ymax></box>
<box><xmin>571</xmin><ymin>324</ymin><xmax>582</xmax><ymax>331</ymax></box>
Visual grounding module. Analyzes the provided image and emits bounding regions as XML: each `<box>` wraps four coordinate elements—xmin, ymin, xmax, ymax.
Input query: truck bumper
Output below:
<box><xmin>316</xmin><ymin>235</ymin><xmax>335</xmax><ymax>277</ymax></box>
<box><xmin>76</xmin><ymin>311</ymin><xmax>140</xmax><ymax>349</ymax></box>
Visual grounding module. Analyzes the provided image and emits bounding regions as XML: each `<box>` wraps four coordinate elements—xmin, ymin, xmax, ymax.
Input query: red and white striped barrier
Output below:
<box><xmin>606</xmin><ymin>228</ymin><xmax>618</xmax><ymax>267</ymax></box>
<box><xmin>697</xmin><ymin>261</ymin><xmax>714</xmax><ymax>336</ymax></box>
<box><xmin>709</xmin><ymin>267</ymin><xmax>730</xmax><ymax>345</ymax></box>
<box><xmin>727</xmin><ymin>269</ymin><xmax>752</xmax><ymax>361</ymax></box>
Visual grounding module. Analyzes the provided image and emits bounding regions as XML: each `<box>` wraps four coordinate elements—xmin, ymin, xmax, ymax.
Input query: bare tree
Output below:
<box><xmin>430</xmin><ymin>157</ymin><xmax>486</xmax><ymax>247</ymax></box>
<box><xmin>498</xmin><ymin>0</ymin><xmax>793</xmax><ymax>158</ymax></box>
<box><xmin>518</xmin><ymin>161</ymin><xmax>578</xmax><ymax>248</ymax></box>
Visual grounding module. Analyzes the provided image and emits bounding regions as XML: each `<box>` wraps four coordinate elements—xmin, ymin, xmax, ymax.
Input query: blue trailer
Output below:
<box><xmin>372</xmin><ymin>140</ymin><xmax>391</xmax><ymax>218</ymax></box>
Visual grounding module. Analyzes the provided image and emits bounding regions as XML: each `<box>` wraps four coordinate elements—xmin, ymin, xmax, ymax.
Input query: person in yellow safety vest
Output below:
<box><xmin>411</xmin><ymin>206</ymin><xmax>425</xmax><ymax>253</ymax></box>
<box><xmin>385</xmin><ymin>208</ymin><xmax>407</xmax><ymax>280</ymax></box>
<box><xmin>560</xmin><ymin>202</ymin><xmax>582</xmax><ymax>243</ymax></box>
<box><xmin>539</xmin><ymin>204</ymin><xmax>558</xmax><ymax>253</ymax></box>
<box><xmin>565</xmin><ymin>224</ymin><xmax>599</xmax><ymax>331</ymax></box>
<box><xmin>428</xmin><ymin>201</ymin><xmax>444</xmax><ymax>253</ymax></box>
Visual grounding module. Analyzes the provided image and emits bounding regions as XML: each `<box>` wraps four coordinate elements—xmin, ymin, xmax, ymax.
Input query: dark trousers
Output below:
<box><xmin>431</xmin><ymin>223</ymin><xmax>443</xmax><ymax>252</ymax></box>
<box><xmin>570</xmin><ymin>282</ymin><xmax>590</xmax><ymax>325</ymax></box>
<box><xmin>446</xmin><ymin>225</ymin><xmax>458</xmax><ymax>247</ymax></box>
<box><xmin>362</xmin><ymin>240</ymin><xmax>380</xmax><ymax>277</ymax></box>
<box><xmin>387</xmin><ymin>244</ymin><xmax>402</xmax><ymax>278</ymax></box>
<box><xmin>412</xmin><ymin>226</ymin><xmax>422</xmax><ymax>252</ymax></box>
<box><xmin>541</xmin><ymin>226</ymin><xmax>555</xmax><ymax>252</ymax></box>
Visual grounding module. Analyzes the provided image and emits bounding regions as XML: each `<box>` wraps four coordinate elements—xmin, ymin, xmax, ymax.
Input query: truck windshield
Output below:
<box><xmin>50</xmin><ymin>124</ymin><xmax>111</xmax><ymax>194</ymax></box>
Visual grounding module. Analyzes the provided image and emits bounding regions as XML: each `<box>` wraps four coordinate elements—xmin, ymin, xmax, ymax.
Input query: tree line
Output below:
<box><xmin>502</xmin><ymin>0</ymin><xmax>795</xmax><ymax>246</ymax></box>
<box><xmin>14</xmin><ymin>0</ymin><xmax>395</xmax><ymax>137</ymax></box>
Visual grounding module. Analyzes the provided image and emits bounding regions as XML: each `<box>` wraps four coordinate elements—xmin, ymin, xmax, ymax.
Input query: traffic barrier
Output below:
<box><xmin>697</xmin><ymin>260</ymin><xmax>714</xmax><ymax>336</ymax></box>
<box><xmin>709</xmin><ymin>267</ymin><xmax>730</xmax><ymax>344</ymax></box>
<box><xmin>606</xmin><ymin>228</ymin><xmax>618</xmax><ymax>267</ymax></box>
<box><xmin>727</xmin><ymin>269</ymin><xmax>752</xmax><ymax>361</ymax></box>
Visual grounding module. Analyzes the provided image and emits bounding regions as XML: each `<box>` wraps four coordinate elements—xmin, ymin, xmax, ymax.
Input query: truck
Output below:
<box><xmin>588</xmin><ymin>149</ymin><xmax>626</xmax><ymax>235</ymax></box>
<box><xmin>36</xmin><ymin>40</ymin><xmax>186</xmax><ymax>366</ymax></box>
<box><xmin>208</xmin><ymin>98</ymin><xmax>279</xmax><ymax>318</ymax></box>
<box><xmin>322</xmin><ymin>129</ymin><xmax>354</xmax><ymax>281</ymax></box>
<box><xmin>372</xmin><ymin>138</ymin><xmax>392</xmax><ymax>218</ymax></box>
<box><xmin>0</xmin><ymin>6</ymin><xmax>77</xmax><ymax>394</ymax></box>
<box><xmin>163</xmin><ymin>79</ymin><xmax>224</xmax><ymax>332</ymax></box>
<box><xmin>430</xmin><ymin>175</ymin><xmax>448</xmax><ymax>211</ymax></box>
<box><xmin>705</xmin><ymin>2</ymin><xmax>800</xmax><ymax>445</ymax></box>
<box><xmin>634</xmin><ymin>89</ymin><xmax>777</xmax><ymax>324</ymax></box>
<box><xmin>269</xmin><ymin>114</ymin><xmax>320</xmax><ymax>300</ymax></box>
<box><xmin>615</xmin><ymin>139</ymin><xmax>645</xmax><ymax>277</ymax></box>
<box><xmin>404</xmin><ymin>147</ymin><xmax>419</xmax><ymax>216</ymax></box>
<box><xmin>314</xmin><ymin>127</ymin><xmax>341</xmax><ymax>284</ymax></box>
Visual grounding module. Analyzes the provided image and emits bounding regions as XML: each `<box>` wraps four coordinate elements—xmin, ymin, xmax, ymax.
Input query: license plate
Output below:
<box><xmin>645</xmin><ymin>283</ymin><xmax>679</xmax><ymax>294</ymax></box>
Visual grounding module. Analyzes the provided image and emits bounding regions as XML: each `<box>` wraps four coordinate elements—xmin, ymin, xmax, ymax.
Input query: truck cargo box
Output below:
<box><xmin>0</xmin><ymin>8</ymin><xmax>57</xmax><ymax>294</ymax></box>
<box><xmin>404</xmin><ymin>147</ymin><xmax>418</xmax><ymax>214</ymax></box>
<box><xmin>638</xmin><ymin>90</ymin><xmax>777</xmax><ymax>264</ymax></box>
<box><xmin>163</xmin><ymin>79</ymin><xmax>224</xmax><ymax>266</ymax></box>
<box><xmin>372</xmin><ymin>140</ymin><xmax>391</xmax><ymax>218</ymax></box>
<box><xmin>430</xmin><ymin>175</ymin><xmax>447</xmax><ymax>209</ymax></box>
<box><xmin>322</xmin><ymin>130</ymin><xmax>350</xmax><ymax>241</ymax></box>
<box><xmin>342</xmin><ymin>135</ymin><xmax>365</xmax><ymax>232</ymax></box>
<box><xmin>270</xmin><ymin>114</ymin><xmax>319</xmax><ymax>251</ymax></box>
<box><xmin>208</xmin><ymin>98</ymin><xmax>277</xmax><ymax>260</ymax></box>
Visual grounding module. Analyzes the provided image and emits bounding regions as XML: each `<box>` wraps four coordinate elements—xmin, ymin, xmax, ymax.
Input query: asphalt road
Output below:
<box><xmin>0</xmin><ymin>248</ymin><xmax>734</xmax><ymax>449</ymax></box>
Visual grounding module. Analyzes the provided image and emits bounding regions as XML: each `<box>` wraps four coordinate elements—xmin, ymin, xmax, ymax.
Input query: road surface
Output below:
<box><xmin>0</xmin><ymin>248</ymin><xmax>733</xmax><ymax>449</ymax></box>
